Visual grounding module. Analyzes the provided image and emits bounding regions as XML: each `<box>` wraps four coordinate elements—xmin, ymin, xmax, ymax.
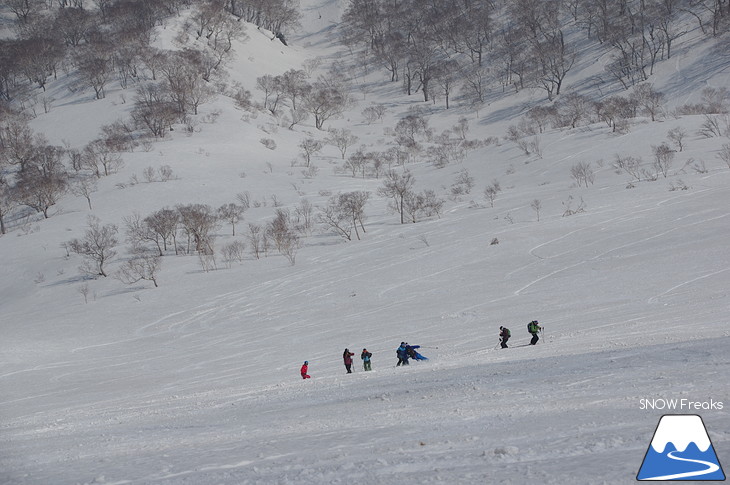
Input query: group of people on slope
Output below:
<box><xmin>342</xmin><ymin>348</ymin><xmax>372</xmax><ymax>373</ymax></box>
<box><xmin>300</xmin><ymin>342</ymin><xmax>429</xmax><ymax>379</ymax></box>
<box><xmin>498</xmin><ymin>320</ymin><xmax>542</xmax><ymax>348</ymax></box>
<box><xmin>300</xmin><ymin>320</ymin><xmax>545</xmax><ymax>380</ymax></box>
<box><xmin>300</xmin><ymin>348</ymin><xmax>373</xmax><ymax>379</ymax></box>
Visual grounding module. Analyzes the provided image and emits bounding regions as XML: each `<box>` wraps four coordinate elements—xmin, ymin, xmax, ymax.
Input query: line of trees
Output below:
<box><xmin>0</xmin><ymin>112</ymin><xmax>130</xmax><ymax>233</ymax></box>
<box><xmin>341</xmin><ymin>0</ymin><xmax>730</xmax><ymax>106</ymax></box>
<box><xmin>1</xmin><ymin>0</ymin><xmax>256</xmax><ymax>120</ymax></box>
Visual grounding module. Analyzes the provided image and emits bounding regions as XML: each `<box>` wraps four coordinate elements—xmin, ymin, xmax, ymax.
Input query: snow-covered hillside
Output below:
<box><xmin>1</xmin><ymin>0</ymin><xmax>729</xmax><ymax>483</ymax></box>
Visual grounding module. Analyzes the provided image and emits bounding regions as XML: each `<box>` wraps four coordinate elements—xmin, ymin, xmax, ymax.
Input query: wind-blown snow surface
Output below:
<box><xmin>1</xmin><ymin>1</ymin><xmax>730</xmax><ymax>484</ymax></box>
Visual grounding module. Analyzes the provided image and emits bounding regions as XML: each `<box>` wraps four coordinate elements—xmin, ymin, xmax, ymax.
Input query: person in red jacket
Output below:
<box><xmin>300</xmin><ymin>361</ymin><xmax>311</xmax><ymax>379</ymax></box>
<box><xmin>343</xmin><ymin>348</ymin><xmax>355</xmax><ymax>373</ymax></box>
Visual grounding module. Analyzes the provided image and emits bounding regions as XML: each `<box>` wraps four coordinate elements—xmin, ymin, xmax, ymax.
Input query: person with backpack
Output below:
<box><xmin>406</xmin><ymin>344</ymin><xmax>428</xmax><ymax>361</ymax></box>
<box><xmin>499</xmin><ymin>326</ymin><xmax>511</xmax><ymax>348</ymax></box>
<box><xmin>343</xmin><ymin>348</ymin><xmax>355</xmax><ymax>373</ymax></box>
<box><xmin>396</xmin><ymin>342</ymin><xmax>409</xmax><ymax>366</ymax></box>
<box><xmin>361</xmin><ymin>348</ymin><xmax>372</xmax><ymax>371</ymax></box>
<box><xmin>300</xmin><ymin>361</ymin><xmax>311</xmax><ymax>379</ymax></box>
<box><xmin>527</xmin><ymin>320</ymin><xmax>542</xmax><ymax>345</ymax></box>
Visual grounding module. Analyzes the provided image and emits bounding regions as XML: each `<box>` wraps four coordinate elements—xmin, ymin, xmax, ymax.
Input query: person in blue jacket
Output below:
<box><xmin>361</xmin><ymin>348</ymin><xmax>372</xmax><ymax>371</ymax></box>
<box><xmin>406</xmin><ymin>344</ymin><xmax>428</xmax><ymax>361</ymax></box>
<box><xmin>396</xmin><ymin>342</ymin><xmax>409</xmax><ymax>366</ymax></box>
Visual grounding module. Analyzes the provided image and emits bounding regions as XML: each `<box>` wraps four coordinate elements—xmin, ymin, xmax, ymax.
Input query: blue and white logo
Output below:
<box><xmin>637</xmin><ymin>415</ymin><xmax>725</xmax><ymax>481</ymax></box>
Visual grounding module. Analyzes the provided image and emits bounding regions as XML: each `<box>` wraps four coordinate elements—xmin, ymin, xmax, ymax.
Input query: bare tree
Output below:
<box><xmin>247</xmin><ymin>223</ymin><xmax>264</xmax><ymax>259</ymax></box>
<box><xmin>558</xmin><ymin>93</ymin><xmax>590</xmax><ymax>128</ymax></box>
<box><xmin>403</xmin><ymin>190</ymin><xmax>445</xmax><ymax>223</ymax></box>
<box><xmin>14</xmin><ymin>152</ymin><xmax>68</xmax><ymax>219</ymax></box>
<box><xmin>667</xmin><ymin>127</ymin><xmax>687</xmax><ymax>152</ymax></box>
<box><xmin>340</xmin><ymin>191</ymin><xmax>370</xmax><ymax>240</ymax></box>
<box><xmin>144</xmin><ymin>208</ymin><xmax>179</xmax><ymax>255</ymax></box>
<box><xmin>81</xmin><ymin>139</ymin><xmax>123</xmax><ymax>177</ymax></box>
<box><xmin>344</xmin><ymin>149</ymin><xmax>368</xmax><ymax>178</ymax></box>
<box><xmin>267</xmin><ymin>208</ymin><xmax>294</xmax><ymax>252</ymax></box>
<box><xmin>0</xmin><ymin>178</ymin><xmax>18</xmax><ymax>235</ymax></box>
<box><xmin>117</xmin><ymin>250</ymin><xmax>162</xmax><ymax>287</ymax></box>
<box><xmin>614</xmin><ymin>154</ymin><xmax>643</xmax><ymax>182</ymax></box>
<box><xmin>394</xmin><ymin>110</ymin><xmax>430</xmax><ymax>150</ymax></box>
<box><xmin>652</xmin><ymin>143</ymin><xmax>675</xmax><ymax>178</ymax></box>
<box><xmin>451</xmin><ymin>169</ymin><xmax>475</xmax><ymax>197</ymax></box>
<box><xmin>530</xmin><ymin>199</ymin><xmax>542</xmax><ymax>221</ymax></box>
<box><xmin>717</xmin><ymin>143</ymin><xmax>730</xmax><ymax>168</ymax></box>
<box><xmin>700</xmin><ymin>87</ymin><xmax>729</xmax><ymax>114</ymax></box>
<box><xmin>698</xmin><ymin>115</ymin><xmax>723</xmax><ymax>138</ymax></box>
<box><xmin>287</xmin><ymin>106</ymin><xmax>309</xmax><ymax>129</ymax></box>
<box><xmin>77</xmin><ymin>283</ymin><xmax>90</xmax><ymax>303</ymax></box>
<box><xmin>266</xmin><ymin>209</ymin><xmax>300</xmax><ymax>264</ymax></box>
<box><xmin>596</xmin><ymin>96</ymin><xmax>634</xmax><ymax>133</ymax></box>
<box><xmin>319</xmin><ymin>196</ymin><xmax>355</xmax><ymax>241</ymax></box>
<box><xmin>294</xmin><ymin>198</ymin><xmax>314</xmax><ymax>235</ymax></box>
<box><xmin>125</xmin><ymin>212</ymin><xmax>163</xmax><ymax>256</ymax></box>
<box><xmin>461</xmin><ymin>65</ymin><xmax>489</xmax><ymax>108</ymax></box>
<box><xmin>76</xmin><ymin>47</ymin><xmax>113</xmax><ymax>100</ymax></box>
<box><xmin>160</xmin><ymin>50</ymin><xmax>215</xmax><ymax>115</ymax></box>
<box><xmin>302</xmin><ymin>79</ymin><xmax>349</xmax><ymax>130</ymax></box>
<box><xmin>256</xmin><ymin>73</ymin><xmax>283</xmax><ymax>113</ymax></box>
<box><xmin>277</xmin><ymin>69</ymin><xmax>311</xmax><ymax>111</ymax></box>
<box><xmin>362</xmin><ymin>105</ymin><xmax>386</xmax><ymax>124</ymax></box>
<box><xmin>570</xmin><ymin>161</ymin><xmax>595</xmax><ymax>187</ymax></box>
<box><xmin>631</xmin><ymin>84</ymin><xmax>664</xmax><ymax>121</ymax></box>
<box><xmin>7</xmin><ymin>0</ymin><xmax>37</xmax><ymax>23</ymax></box>
<box><xmin>378</xmin><ymin>169</ymin><xmax>415</xmax><ymax>224</ymax></box>
<box><xmin>484</xmin><ymin>180</ymin><xmax>501</xmax><ymax>208</ymax></box>
<box><xmin>431</xmin><ymin>60</ymin><xmax>460</xmax><ymax>109</ymax></box>
<box><xmin>1</xmin><ymin>120</ymin><xmax>40</xmax><ymax>171</ymax></box>
<box><xmin>221</xmin><ymin>240</ymin><xmax>245</xmax><ymax>267</ymax></box>
<box><xmin>177</xmin><ymin>203</ymin><xmax>218</xmax><ymax>254</ymax></box>
<box><xmin>562</xmin><ymin>194</ymin><xmax>586</xmax><ymax>216</ymax></box>
<box><xmin>218</xmin><ymin>202</ymin><xmax>245</xmax><ymax>236</ymax></box>
<box><xmin>298</xmin><ymin>137</ymin><xmax>323</xmax><ymax>167</ymax></box>
<box><xmin>326</xmin><ymin>128</ymin><xmax>359</xmax><ymax>160</ymax></box>
<box><xmin>68</xmin><ymin>216</ymin><xmax>118</xmax><ymax>277</ymax></box>
<box><xmin>71</xmin><ymin>175</ymin><xmax>97</xmax><ymax>210</ymax></box>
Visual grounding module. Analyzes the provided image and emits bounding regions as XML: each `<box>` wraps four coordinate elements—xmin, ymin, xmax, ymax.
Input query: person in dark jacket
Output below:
<box><xmin>343</xmin><ymin>348</ymin><xmax>355</xmax><ymax>373</ymax></box>
<box><xmin>396</xmin><ymin>342</ymin><xmax>409</xmax><ymax>366</ymax></box>
<box><xmin>499</xmin><ymin>326</ymin><xmax>511</xmax><ymax>348</ymax></box>
<box><xmin>406</xmin><ymin>344</ymin><xmax>428</xmax><ymax>360</ymax></box>
<box><xmin>361</xmin><ymin>348</ymin><xmax>372</xmax><ymax>371</ymax></box>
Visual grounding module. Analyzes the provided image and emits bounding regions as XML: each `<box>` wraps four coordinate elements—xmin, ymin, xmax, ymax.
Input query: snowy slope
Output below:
<box><xmin>1</xmin><ymin>1</ymin><xmax>729</xmax><ymax>484</ymax></box>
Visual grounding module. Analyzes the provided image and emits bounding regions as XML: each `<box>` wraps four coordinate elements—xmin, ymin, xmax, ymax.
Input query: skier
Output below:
<box><xmin>361</xmin><ymin>348</ymin><xmax>372</xmax><ymax>371</ymax></box>
<box><xmin>406</xmin><ymin>344</ymin><xmax>428</xmax><ymax>361</ymax></box>
<box><xmin>343</xmin><ymin>348</ymin><xmax>355</xmax><ymax>373</ymax></box>
<box><xmin>396</xmin><ymin>342</ymin><xmax>409</xmax><ymax>366</ymax></box>
<box><xmin>300</xmin><ymin>361</ymin><xmax>311</xmax><ymax>379</ymax></box>
<box><xmin>527</xmin><ymin>320</ymin><xmax>542</xmax><ymax>345</ymax></box>
<box><xmin>499</xmin><ymin>326</ymin><xmax>511</xmax><ymax>348</ymax></box>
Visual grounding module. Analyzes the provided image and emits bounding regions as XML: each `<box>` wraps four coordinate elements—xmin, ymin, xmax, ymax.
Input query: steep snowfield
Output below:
<box><xmin>1</xmin><ymin>1</ymin><xmax>729</xmax><ymax>484</ymax></box>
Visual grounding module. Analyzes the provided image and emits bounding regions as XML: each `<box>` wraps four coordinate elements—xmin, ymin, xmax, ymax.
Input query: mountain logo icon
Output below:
<box><xmin>637</xmin><ymin>414</ymin><xmax>726</xmax><ymax>481</ymax></box>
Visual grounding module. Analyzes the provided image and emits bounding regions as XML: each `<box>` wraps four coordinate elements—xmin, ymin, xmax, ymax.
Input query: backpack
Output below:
<box><xmin>528</xmin><ymin>321</ymin><xmax>539</xmax><ymax>333</ymax></box>
<box><xmin>505</xmin><ymin>328</ymin><xmax>511</xmax><ymax>338</ymax></box>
